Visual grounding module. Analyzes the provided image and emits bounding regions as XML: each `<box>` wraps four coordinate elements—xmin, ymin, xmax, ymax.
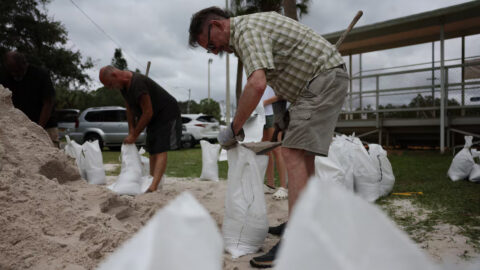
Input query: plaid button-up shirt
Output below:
<box><xmin>229</xmin><ymin>12</ymin><xmax>344</xmax><ymax>103</ymax></box>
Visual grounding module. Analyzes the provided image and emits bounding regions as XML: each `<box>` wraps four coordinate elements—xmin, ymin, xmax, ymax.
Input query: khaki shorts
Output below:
<box><xmin>282</xmin><ymin>68</ymin><xmax>349</xmax><ymax>156</ymax></box>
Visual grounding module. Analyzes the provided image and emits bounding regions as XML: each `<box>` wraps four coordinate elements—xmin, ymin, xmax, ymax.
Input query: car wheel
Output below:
<box><xmin>84</xmin><ymin>133</ymin><xmax>104</xmax><ymax>150</ymax></box>
<box><xmin>182</xmin><ymin>135</ymin><xmax>196</xmax><ymax>149</ymax></box>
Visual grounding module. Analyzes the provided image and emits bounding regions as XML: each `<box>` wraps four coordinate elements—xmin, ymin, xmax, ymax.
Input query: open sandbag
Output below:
<box><xmin>219</xmin><ymin>148</ymin><xmax>228</xmax><ymax>161</ymax></box>
<box><xmin>82</xmin><ymin>140</ymin><xmax>106</xmax><ymax>185</ymax></box>
<box><xmin>275</xmin><ymin>176</ymin><xmax>439</xmax><ymax>270</ymax></box>
<box><xmin>368</xmin><ymin>144</ymin><xmax>395</xmax><ymax>197</ymax></box>
<box><xmin>469</xmin><ymin>149</ymin><xmax>480</xmax><ymax>182</ymax></box>
<box><xmin>448</xmin><ymin>136</ymin><xmax>474</xmax><ymax>181</ymax></box>
<box><xmin>138</xmin><ymin>147</ymin><xmax>150</xmax><ymax>177</ymax></box>
<box><xmin>327</xmin><ymin>135</ymin><xmax>355</xmax><ymax>192</ymax></box>
<box><xmin>349</xmin><ymin>136</ymin><xmax>381</xmax><ymax>202</ymax></box>
<box><xmin>242</xmin><ymin>103</ymin><xmax>266</xmax><ymax>143</ymax></box>
<box><xmin>97</xmin><ymin>192</ymin><xmax>223</xmax><ymax>270</ymax></box>
<box><xmin>200</xmin><ymin>140</ymin><xmax>221</xmax><ymax>181</ymax></box>
<box><xmin>64</xmin><ymin>135</ymin><xmax>87</xmax><ymax>179</ymax></box>
<box><xmin>108</xmin><ymin>144</ymin><xmax>153</xmax><ymax>195</ymax></box>
<box><xmin>314</xmin><ymin>156</ymin><xmax>346</xmax><ymax>187</ymax></box>
<box><xmin>223</xmin><ymin>145</ymin><xmax>269</xmax><ymax>258</ymax></box>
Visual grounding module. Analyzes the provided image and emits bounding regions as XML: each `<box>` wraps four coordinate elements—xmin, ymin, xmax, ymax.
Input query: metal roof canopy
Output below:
<box><xmin>323</xmin><ymin>1</ymin><xmax>480</xmax><ymax>55</ymax></box>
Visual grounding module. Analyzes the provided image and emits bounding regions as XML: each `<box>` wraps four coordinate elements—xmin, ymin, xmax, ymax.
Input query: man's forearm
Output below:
<box><xmin>38</xmin><ymin>98</ymin><xmax>54</xmax><ymax>127</ymax></box>
<box><xmin>133</xmin><ymin>114</ymin><xmax>152</xmax><ymax>138</ymax></box>
<box><xmin>232</xmin><ymin>70</ymin><xmax>267</xmax><ymax>134</ymax></box>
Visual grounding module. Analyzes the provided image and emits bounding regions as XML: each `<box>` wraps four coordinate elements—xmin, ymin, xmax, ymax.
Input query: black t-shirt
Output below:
<box><xmin>121</xmin><ymin>72</ymin><xmax>180</xmax><ymax>128</ymax></box>
<box><xmin>0</xmin><ymin>65</ymin><xmax>57</xmax><ymax>128</ymax></box>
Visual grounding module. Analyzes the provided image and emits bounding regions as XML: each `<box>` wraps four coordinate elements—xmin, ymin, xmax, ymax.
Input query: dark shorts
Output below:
<box><xmin>264</xmin><ymin>115</ymin><xmax>274</xmax><ymax>129</ymax></box>
<box><xmin>146</xmin><ymin>115</ymin><xmax>182</xmax><ymax>154</ymax></box>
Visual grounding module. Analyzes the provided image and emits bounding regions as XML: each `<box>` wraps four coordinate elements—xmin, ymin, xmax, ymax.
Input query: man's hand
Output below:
<box><xmin>218</xmin><ymin>123</ymin><xmax>245</xmax><ymax>149</ymax></box>
<box><xmin>123</xmin><ymin>134</ymin><xmax>136</xmax><ymax>144</ymax></box>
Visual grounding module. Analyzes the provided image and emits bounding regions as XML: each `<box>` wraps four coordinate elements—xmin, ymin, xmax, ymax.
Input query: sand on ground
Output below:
<box><xmin>0</xmin><ymin>84</ymin><xmax>478</xmax><ymax>270</ymax></box>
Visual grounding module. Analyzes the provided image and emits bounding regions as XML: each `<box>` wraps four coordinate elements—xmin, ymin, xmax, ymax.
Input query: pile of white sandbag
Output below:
<box><xmin>64</xmin><ymin>135</ymin><xmax>106</xmax><ymax>185</ymax></box>
<box><xmin>448</xmin><ymin>136</ymin><xmax>480</xmax><ymax>182</ymax></box>
<box><xmin>108</xmin><ymin>144</ymin><xmax>153</xmax><ymax>195</ymax></box>
<box><xmin>275</xmin><ymin>176</ymin><xmax>439</xmax><ymax>270</ymax></box>
<box><xmin>222</xmin><ymin>145</ymin><xmax>269</xmax><ymax>258</ymax></box>
<box><xmin>97</xmin><ymin>192</ymin><xmax>223</xmax><ymax>270</ymax></box>
<box><xmin>315</xmin><ymin>134</ymin><xmax>395</xmax><ymax>202</ymax></box>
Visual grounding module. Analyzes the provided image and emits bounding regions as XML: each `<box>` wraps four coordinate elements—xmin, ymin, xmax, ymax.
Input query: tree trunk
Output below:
<box><xmin>235</xmin><ymin>58</ymin><xmax>243</xmax><ymax>106</ymax></box>
<box><xmin>283</xmin><ymin>0</ymin><xmax>298</xmax><ymax>20</ymax></box>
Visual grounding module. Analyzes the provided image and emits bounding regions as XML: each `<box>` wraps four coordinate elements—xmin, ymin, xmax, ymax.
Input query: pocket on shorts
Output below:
<box><xmin>290</xmin><ymin>111</ymin><xmax>311</xmax><ymax>120</ymax></box>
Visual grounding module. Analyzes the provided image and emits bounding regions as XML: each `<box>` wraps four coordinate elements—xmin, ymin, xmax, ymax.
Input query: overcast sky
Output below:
<box><xmin>47</xmin><ymin>0</ymin><xmax>479</xmax><ymax>110</ymax></box>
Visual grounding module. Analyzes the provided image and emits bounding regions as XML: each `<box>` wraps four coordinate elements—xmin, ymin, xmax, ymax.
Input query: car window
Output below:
<box><xmin>182</xmin><ymin>117</ymin><xmax>192</xmax><ymax>124</ymax></box>
<box><xmin>85</xmin><ymin>111</ymin><xmax>103</xmax><ymax>122</ymax></box>
<box><xmin>197</xmin><ymin>115</ymin><xmax>217</xmax><ymax>123</ymax></box>
<box><xmin>117</xmin><ymin>110</ymin><xmax>127</xmax><ymax>122</ymax></box>
<box><xmin>57</xmin><ymin>111</ymin><xmax>79</xmax><ymax>122</ymax></box>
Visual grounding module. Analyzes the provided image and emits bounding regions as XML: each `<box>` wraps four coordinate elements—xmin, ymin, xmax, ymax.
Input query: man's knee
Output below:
<box><xmin>282</xmin><ymin>147</ymin><xmax>305</xmax><ymax>165</ymax></box>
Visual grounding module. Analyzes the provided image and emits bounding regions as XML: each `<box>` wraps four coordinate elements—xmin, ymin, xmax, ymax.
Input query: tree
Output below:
<box><xmin>0</xmin><ymin>0</ymin><xmax>93</xmax><ymax>87</ymax></box>
<box><xmin>111</xmin><ymin>48</ymin><xmax>128</xmax><ymax>70</ymax></box>
<box><xmin>199</xmin><ymin>99</ymin><xmax>221</xmax><ymax>121</ymax></box>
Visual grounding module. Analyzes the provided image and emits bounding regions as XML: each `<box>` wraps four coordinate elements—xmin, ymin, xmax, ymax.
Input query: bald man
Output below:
<box><xmin>1</xmin><ymin>51</ymin><xmax>58</xmax><ymax>147</ymax></box>
<box><xmin>99</xmin><ymin>66</ymin><xmax>181</xmax><ymax>192</ymax></box>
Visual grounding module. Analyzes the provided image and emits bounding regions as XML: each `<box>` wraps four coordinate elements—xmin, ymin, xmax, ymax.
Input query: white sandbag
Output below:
<box><xmin>108</xmin><ymin>144</ymin><xmax>153</xmax><ymax>195</ymax></box>
<box><xmin>97</xmin><ymin>192</ymin><xmax>223</xmax><ymax>270</ymax></box>
<box><xmin>64</xmin><ymin>135</ymin><xmax>87</xmax><ymax>179</ymax></box>
<box><xmin>275</xmin><ymin>176</ymin><xmax>439</xmax><ymax>270</ymax></box>
<box><xmin>219</xmin><ymin>149</ymin><xmax>227</xmax><ymax>161</ymax></box>
<box><xmin>469</xmin><ymin>149</ymin><xmax>480</xmax><ymax>182</ymax></box>
<box><xmin>223</xmin><ymin>145</ymin><xmax>269</xmax><ymax>258</ymax></box>
<box><xmin>448</xmin><ymin>136</ymin><xmax>474</xmax><ymax>181</ymax></box>
<box><xmin>314</xmin><ymin>156</ymin><xmax>346</xmax><ymax>187</ymax></box>
<box><xmin>350</xmin><ymin>137</ymin><xmax>381</xmax><ymax>202</ymax></box>
<box><xmin>200</xmin><ymin>140</ymin><xmax>221</xmax><ymax>181</ymax></box>
<box><xmin>138</xmin><ymin>147</ymin><xmax>150</xmax><ymax>177</ymax></box>
<box><xmin>242</xmin><ymin>103</ymin><xmax>266</xmax><ymax>143</ymax></box>
<box><xmin>82</xmin><ymin>140</ymin><xmax>106</xmax><ymax>185</ymax></box>
<box><xmin>368</xmin><ymin>144</ymin><xmax>395</xmax><ymax>197</ymax></box>
<box><xmin>327</xmin><ymin>135</ymin><xmax>355</xmax><ymax>192</ymax></box>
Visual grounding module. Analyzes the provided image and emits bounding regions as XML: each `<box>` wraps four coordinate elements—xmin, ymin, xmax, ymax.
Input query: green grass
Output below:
<box><xmin>102</xmin><ymin>146</ymin><xmax>228</xmax><ymax>179</ymax></box>
<box><xmin>377</xmin><ymin>150</ymin><xmax>480</xmax><ymax>249</ymax></box>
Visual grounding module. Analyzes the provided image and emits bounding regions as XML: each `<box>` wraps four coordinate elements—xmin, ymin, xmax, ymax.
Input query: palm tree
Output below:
<box><xmin>229</xmin><ymin>0</ymin><xmax>310</xmax><ymax>104</ymax></box>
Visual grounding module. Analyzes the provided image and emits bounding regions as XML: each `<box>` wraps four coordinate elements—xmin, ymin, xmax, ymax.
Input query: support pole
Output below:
<box><xmin>349</xmin><ymin>54</ymin><xmax>353</xmax><ymax>120</ymax></box>
<box><xmin>440</xmin><ymin>25</ymin><xmax>446</xmax><ymax>153</ymax></box>
<box><xmin>376</xmin><ymin>75</ymin><xmax>380</xmax><ymax>144</ymax></box>
<box><xmin>225</xmin><ymin>0</ymin><xmax>231</xmax><ymax>125</ymax></box>
<box><xmin>432</xmin><ymin>42</ymin><xmax>435</xmax><ymax>118</ymax></box>
<box><xmin>461</xmin><ymin>36</ymin><xmax>465</xmax><ymax>116</ymax></box>
<box><xmin>359</xmin><ymin>54</ymin><xmax>363</xmax><ymax>116</ymax></box>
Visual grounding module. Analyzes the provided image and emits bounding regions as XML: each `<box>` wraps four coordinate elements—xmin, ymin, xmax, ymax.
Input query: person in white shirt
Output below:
<box><xmin>260</xmin><ymin>85</ymin><xmax>287</xmax><ymax>200</ymax></box>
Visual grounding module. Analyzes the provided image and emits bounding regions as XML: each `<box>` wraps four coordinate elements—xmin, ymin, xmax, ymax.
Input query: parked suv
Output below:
<box><xmin>181</xmin><ymin>114</ymin><xmax>220</xmax><ymax>147</ymax></box>
<box><xmin>68</xmin><ymin>106</ymin><xmax>146</xmax><ymax>150</ymax></box>
<box><xmin>56</xmin><ymin>109</ymin><xmax>80</xmax><ymax>139</ymax></box>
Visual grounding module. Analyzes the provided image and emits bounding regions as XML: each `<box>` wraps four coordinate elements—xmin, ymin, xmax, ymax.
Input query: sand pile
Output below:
<box><xmin>0</xmin><ymin>85</ymin><xmax>158</xmax><ymax>269</ymax></box>
<box><xmin>0</xmin><ymin>84</ymin><xmax>288</xmax><ymax>269</ymax></box>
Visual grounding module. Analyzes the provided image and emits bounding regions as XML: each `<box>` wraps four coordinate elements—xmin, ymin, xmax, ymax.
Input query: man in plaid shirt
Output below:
<box><xmin>189</xmin><ymin>6</ymin><xmax>348</xmax><ymax>267</ymax></box>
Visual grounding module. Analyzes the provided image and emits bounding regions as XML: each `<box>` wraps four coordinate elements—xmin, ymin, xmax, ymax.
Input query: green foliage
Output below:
<box><xmin>178</xmin><ymin>100</ymin><xmax>201</xmax><ymax>114</ymax></box>
<box><xmin>199</xmin><ymin>98</ymin><xmax>221</xmax><ymax>120</ymax></box>
<box><xmin>0</xmin><ymin>0</ymin><xmax>92</xmax><ymax>86</ymax></box>
<box><xmin>111</xmin><ymin>48</ymin><xmax>128</xmax><ymax>70</ymax></box>
<box><xmin>56</xmin><ymin>86</ymin><xmax>124</xmax><ymax>111</ymax></box>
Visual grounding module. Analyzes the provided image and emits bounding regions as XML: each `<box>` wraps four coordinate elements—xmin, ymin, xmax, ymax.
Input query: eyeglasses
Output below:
<box><xmin>206</xmin><ymin>24</ymin><xmax>216</xmax><ymax>53</ymax></box>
